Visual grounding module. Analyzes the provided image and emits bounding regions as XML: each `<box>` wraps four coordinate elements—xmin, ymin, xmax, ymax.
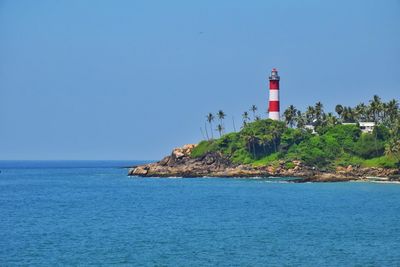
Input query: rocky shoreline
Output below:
<box><xmin>128</xmin><ymin>144</ymin><xmax>400</xmax><ymax>183</ymax></box>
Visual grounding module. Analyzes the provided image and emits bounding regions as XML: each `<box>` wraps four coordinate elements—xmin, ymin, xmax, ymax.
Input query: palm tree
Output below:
<box><xmin>206</xmin><ymin>113</ymin><xmax>215</xmax><ymax>139</ymax></box>
<box><xmin>270</xmin><ymin>127</ymin><xmax>280</xmax><ymax>152</ymax></box>
<box><xmin>283</xmin><ymin>105</ymin><xmax>297</xmax><ymax>127</ymax></box>
<box><xmin>295</xmin><ymin>110</ymin><xmax>306</xmax><ymax>129</ymax></box>
<box><xmin>385</xmin><ymin>119</ymin><xmax>400</xmax><ymax>163</ymax></box>
<box><xmin>385</xmin><ymin>99</ymin><xmax>399</xmax><ymax>124</ymax></box>
<box><xmin>216</xmin><ymin>124</ymin><xmax>224</xmax><ymax>138</ymax></box>
<box><xmin>243</xmin><ymin>134</ymin><xmax>257</xmax><ymax>158</ymax></box>
<box><xmin>249</xmin><ymin>134</ymin><xmax>258</xmax><ymax>158</ymax></box>
<box><xmin>385</xmin><ymin>139</ymin><xmax>400</xmax><ymax>162</ymax></box>
<box><xmin>354</xmin><ymin>103</ymin><xmax>367</xmax><ymax>122</ymax></box>
<box><xmin>369</xmin><ymin>95</ymin><xmax>383</xmax><ymax>123</ymax></box>
<box><xmin>204</xmin><ymin>122</ymin><xmax>210</xmax><ymax>140</ymax></box>
<box><xmin>342</xmin><ymin>107</ymin><xmax>356</xmax><ymax>123</ymax></box>
<box><xmin>326</xmin><ymin>112</ymin><xmax>338</xmax><ymax>126</ymax></box>
<box><xmin>242</xmin><ymin>111</ymin><xmax>250</xmax><ymax>127</ymax></box>
<box><xmin>305</xmin><ymin>106</ymin><xmax>315</xmax><ymax>124</ymax></box>
<box><xmin>259</xmin><ymin>135</ymin><xmax>270</xmax><ymax>154</ymax></box>
<box><xmin>335</xmin><ymin>104</ymin><xmax>344</xmax><ymax>120</ymax></box>
<box><xmin>217</xmin><ymin>110</ymin><xmax>226</xmax><ymax>133</ymax></box>
<box><xmin>315</xmin><ymin>101</ymin><xmax>324</xmax><ymax>120</ymax></box>
<box><xmin>250</xmin><ymin>105</ymin><xmax>258</xmax><ymax>120</ymax></box>
<box><xmin>232</xmin><ymin>116</ymin><xmax>237</xmax><ymax>132</ymax></box>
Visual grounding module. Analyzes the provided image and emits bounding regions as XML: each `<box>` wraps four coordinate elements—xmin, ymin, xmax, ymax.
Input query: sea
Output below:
<box><xmin>1</xmin><ymin>160</ymin><xmax>400</xmax><ymax>266</ymax></box>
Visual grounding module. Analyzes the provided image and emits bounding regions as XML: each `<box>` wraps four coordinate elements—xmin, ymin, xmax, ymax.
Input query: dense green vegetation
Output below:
<box><xmin>193</xmin><ymin>96</ymin><xmax>400</xmax><ymax>169</ymax></box>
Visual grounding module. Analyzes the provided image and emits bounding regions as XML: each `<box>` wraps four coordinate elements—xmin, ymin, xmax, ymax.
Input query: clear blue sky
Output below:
<box><xmin>1</xmin><ymin>0</ymin><xmax>399</xmax><ymax>160</ymax></box>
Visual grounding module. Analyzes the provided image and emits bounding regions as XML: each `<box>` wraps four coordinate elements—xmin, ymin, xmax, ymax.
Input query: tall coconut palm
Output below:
<box><xmin>270</xmin><ymin>127</ymin><xmax>280</xmax><ymax>152</ymax></box>
<box><xmin>242</xmin><ymin>111</ymin><xmax>250</xmax><ymax>127</ymax></box>
<box><xmin>385</xmin><ymin>139</ymin><xmax>400</xmax><ymax>162</ymax></box>
<box><xmin>250</xmin><ymin>105</ymin><xmax>258</xmax><ymax>120</ymax></box>
<box><xmin>206</xmin><ymin>113</ymin><xmax>215</xmax><ymax>139</ymax></box>
<box><xmin>385</xmin><ymin>119</ymin><xmax>400</xmax><ymax>163</ymax></box>
<box><xmin>315</xmin><ymin>101</ymin><xmax>324</xmax><ymax>121</ymax></box>
<box><xmin>326</xmin><ymin>112</ymin><xmax>338</xmax><ymax>126</ymax></box>
<box><xmin>342</xmin><ymin>107</ymin><xmax>356</xmax><ymax>123</ymax></box>
<box><xmin>232</xmin><ymin>116</ymin><xmax>237</xmax><ymax>132</ymax></box>
<box><xmin>217</xmin><ymin>110</ymin><xmax>226</xmax><ymax>133</ymax></box>
<box><xmin>204</xmin><ymin>122</ymin><xmax>210</xmax><ymax>140</ymax></box>
<box><xmin>259</xmin><ymin>135</ymin><xmax>270</xmax><ymax>154</ymax></box>
<box><xmin>305</xmin><ymin>106</ymin><xmax>315</xmax><ymax>124</ymax></box>
<box><xmin>283</xmin><ymin>105</ymin><xmax>297</xmax><ymax>128</ymax></box>
<box><xmin>244</xmin><ymin>134</ymin><xmax>257</xmax><ymax>158</ymax></box>
<box><xmin>385</xmin><ymin>99</ymin><xmax>399</xmax><ymax>124</ymax></box>
<box><xmin>355</xmin><ymin>103</ymin><xmax>367</xmax><ymax>122</ymax></box>
<box><xmin>295</xmin><ymin>110</ymin><xmax>306</xmax><ymax>129</ymax></box>
<box><xmin>369</xmin><ymin>95</ymin><xmax>383</xmax><ymax>123</ymax></box>
<box><xmin>335</xmin><ymin>104</ymin><xmax>344</xmax><ymax>120</ymax></box>
<box><xmin>216</xmin><ymin>124</ymin><xmax>224</xmax><ymax>138</ymax></box>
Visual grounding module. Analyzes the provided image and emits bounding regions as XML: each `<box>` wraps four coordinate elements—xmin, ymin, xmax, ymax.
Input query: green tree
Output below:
<box><xmin>325</xmin><ymin>112</ymin><xmax>338</xmax><ymax>126</ymax></box>
<box><xmin>295</xmin><ymin>110</ymin><xmax>306</xmax><ymax>129</ymax></box>
<box><xmin>342</xmin><ymin>107</ymin><xmax>356</xmax><ymax>123</ymax></box>
<box><xmin>305</xmin><ymin>106</ymin><xmax>315</xmax><ymax>124</ymax></box>
<box><xmin>384</xmin><ymin>99</ymin><xmax>399</xmax><ymax>125</ymax></box>
<box><xmin>369</xmin><ymin>95</ymin><xmax>383</xmax><ymax>123</ymax></box>
<box><xmin>385</xmin><ymin>119</ymin><xmax>400</xmax><ymax>163</ymax></box>
<box><xmin>270</xmin><ymin>127</ymin><xmax>280</xmax><ymax>152</ymax></box>
<box><xmin>385</xmin><ymin>139</ymin><xmax>400</xmax><ymax>162</ymax></box>
<box><xmin>335</xmin><ymin>104</ymin><xmax>344</xmax><ymax>120</ymax></box>
<box><xmin>283</xmin><ymin>105</ymin><xmax>297</xmax><ymax>128</ymax></box>
<box><xmin>314</xmin><ymin>101</ymin><xmax>324</xmax><ymax>125</ymax></box>
<box><xmin>250</xmin><ymin>105</ymin><xmax>258</xmax><ymax>120</ymax></box>
<box><xmin>354</xmin><ymin>103</ymin><xmax>367</xmax><ymax>122</ymax></box>
<box><xmin>206</xmin><ymin>113</ymin><xmax>215</xmax><ymax>139</ymax></box>
<box><xmin>216</xmin><ymin>124</ymin><xmax>224</xmax><ymax>138</ymax></box>
<box><xmin>242</xmin><ymin>111</ymin><xmax>250</xmax><ymax>127</ymax></box>
<box><xmin>217</xmin><ymin>110</ymin><xmax>226</xmax><ymax>133</ymax></box>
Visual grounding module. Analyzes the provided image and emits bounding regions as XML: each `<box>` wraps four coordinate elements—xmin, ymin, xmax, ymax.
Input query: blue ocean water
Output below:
<box><xmin>1</xmin><ymin>161</ymin><xmax>400</xmax><ymax>266</ymax></box>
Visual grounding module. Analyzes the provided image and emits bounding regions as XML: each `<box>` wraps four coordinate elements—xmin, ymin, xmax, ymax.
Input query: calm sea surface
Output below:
<box><xmin>1</xmin><ymin>161</ymin><xmax>400</xmax><ymax>266</ymax></box>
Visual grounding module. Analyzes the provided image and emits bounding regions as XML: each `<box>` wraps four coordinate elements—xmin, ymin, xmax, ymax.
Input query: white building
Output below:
<box><xmin>342</xmin><ymin>122</ymin><xmax>375</xmax><ymax>134</ymax></box>
<box><xmin>305</xmin><ymin>122</ymin><xmax>376</xmax><ymax>134</ymax></box>
<box><xmin>305</xmin><ymin>124</ymin><xmax>317</xmax><ymax>134</ymax></box>
<box><xmin>359</xmin><ymin>122</ymin><xmax>375</xmax><ymax>134</ymax></box>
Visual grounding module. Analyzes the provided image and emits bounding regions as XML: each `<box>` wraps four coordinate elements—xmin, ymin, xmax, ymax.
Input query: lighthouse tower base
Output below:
<box><xmin>269</xmin><ymin>111</ymin><xmax>280</xmax><ymax>121</ymax></box>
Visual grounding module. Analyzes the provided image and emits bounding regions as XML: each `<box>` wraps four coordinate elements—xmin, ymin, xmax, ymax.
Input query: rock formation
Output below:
<box><xmin>128</xmin><ymin>144</ymin><xmax>400</xmax><ymax>182</ymax></box>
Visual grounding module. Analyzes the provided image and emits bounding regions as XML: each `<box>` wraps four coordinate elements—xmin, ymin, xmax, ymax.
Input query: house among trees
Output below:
<box><xmin>359</xmin><ymin>122</ymin><xmax>375</xmax><ymax>134</ymax></box>
<box><xmin>343</xmin><ymin>122</ymin><xmax>376</xmax><ymax>134</ymax></box>
<box><xmin>304</xmin><ymin>124</ymin><xmax>317</xmax><ymax>134</ymax></box>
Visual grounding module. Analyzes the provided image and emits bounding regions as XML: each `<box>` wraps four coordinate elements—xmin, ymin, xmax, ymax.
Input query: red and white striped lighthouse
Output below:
<box><xmin>268</xmin><ymin>68</ymin><xmax>280</xmax><ymax>121</ymax></box>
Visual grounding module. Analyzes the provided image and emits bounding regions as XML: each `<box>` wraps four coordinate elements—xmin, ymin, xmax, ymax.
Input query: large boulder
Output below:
<box><xmin>171</xmin><ymin>144</ymin><xmax>198</xmax><ymax>161</ymax></box>
<box><xmin>129</xmin><ymin>166</ymin><xmax>149</xmax><ymax>175</ymax></box>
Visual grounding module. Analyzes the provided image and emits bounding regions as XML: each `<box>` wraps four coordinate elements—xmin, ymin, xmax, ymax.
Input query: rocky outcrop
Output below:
<box><xmin>128</xmin><ymin>144</ymin><xmax>400</xmax><ymax>182</ymax></box>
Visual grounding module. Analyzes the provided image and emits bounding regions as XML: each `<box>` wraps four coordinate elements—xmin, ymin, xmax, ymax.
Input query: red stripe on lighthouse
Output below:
<box><xmin>269</xmin><ymin>101</ymin><xmax>280</xmax><ymax>112</ymax></box>
<box><xmin>269</xmin><ymin>80</ymin><xmax>279</xmax><ymax>90</ymax></box>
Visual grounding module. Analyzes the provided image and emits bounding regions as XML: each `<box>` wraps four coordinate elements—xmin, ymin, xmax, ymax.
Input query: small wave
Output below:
<box><xmin>370</xmin><ymin>181</ymin><xmax>400</xmax><ymax>184</ymax></box>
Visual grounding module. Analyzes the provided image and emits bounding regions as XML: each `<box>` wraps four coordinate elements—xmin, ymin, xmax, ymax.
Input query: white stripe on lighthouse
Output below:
<box><xmin>269</xmin><ymin>90</ymin><xmax>279</xmax><ymax>101</ymax></box>
<box><xmin>269</xmin><ymin>111</ymin><xmax>280</xmax><ymax>120</ymax></box>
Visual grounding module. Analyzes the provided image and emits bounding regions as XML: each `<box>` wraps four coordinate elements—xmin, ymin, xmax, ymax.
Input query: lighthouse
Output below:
<box><xmin>268</xmin><ymin>68</ymin><xmax>280</xmax><ymax>121</ymax></box>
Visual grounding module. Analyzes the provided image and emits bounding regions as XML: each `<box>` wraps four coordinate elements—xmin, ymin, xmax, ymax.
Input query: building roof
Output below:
<box><xmin>359</xmin><ymin>122</ymin><xmax>375</xmax><ymax>126</ymax></box>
